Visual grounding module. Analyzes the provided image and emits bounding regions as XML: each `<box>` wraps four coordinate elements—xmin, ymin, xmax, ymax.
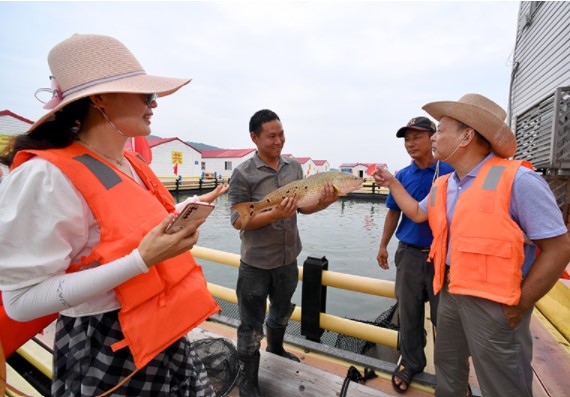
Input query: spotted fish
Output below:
<box><xmin>232</xmin><ymin>171</ymin><xmax>363</xmax><ymax>227</ymax></box>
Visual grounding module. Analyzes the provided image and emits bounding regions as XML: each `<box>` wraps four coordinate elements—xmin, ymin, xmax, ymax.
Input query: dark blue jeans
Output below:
<box><xmin>236</xmin><ymin>260</ymin><xmax>299</xmax><ymax>357</ymax></box>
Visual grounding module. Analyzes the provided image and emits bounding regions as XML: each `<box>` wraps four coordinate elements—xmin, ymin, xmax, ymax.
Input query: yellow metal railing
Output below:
<box><xmin>192</xmin><ymin>246</ymin><xmax>396</xmax><ymax>298</ymax></box>
<box><xmin>192</xmin><ymin>246</ymin><xmax>399</xmax><ymax>348</ymax></box>
<box><xmin>161</xmin><ymin>176</ymin><xmax>222</xmax><ymax>191</ymax></box>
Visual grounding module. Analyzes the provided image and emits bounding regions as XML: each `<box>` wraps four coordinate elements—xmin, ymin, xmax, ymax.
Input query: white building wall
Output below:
<box><xmin>0</xmin><ymin>113</ymin><xmax>33</xmax><ymax>177</ymax></box>
<box><xmin>202</xmin><ymin>152</ymin><xmax>255</xmax><ymax>180</ymax></box>
<box><xmin>510</xmin><ymin>2</ymin><xmax>570</xmax><ymax>169</ymax></box>
<box><xmin>0</xmin><ymin>116</ymin><xmax>32</xmax><ymax>135</ymax></box>
<box><xmin>315</xmin><ymin>162</ymin><xmax>330</xmax><ymax>173</ymax></box>
<box><xmin>150</xmin><ymin>140</ymin><xmax>202</xmax><ymax>178</ymax></box>
<box><xmin>350</xmin><ymin>165</ymin><xmax>369</xmax><ymax>178</ymax></box>
<box><xmin>510</xmin><ymin>2</ymin><xmax>570</xmax><ymax>125</ymax></box>
<box><xmin>301</xmin><ymin>160</ymin><xmax>317</xmax><ymax>177</ymax></box>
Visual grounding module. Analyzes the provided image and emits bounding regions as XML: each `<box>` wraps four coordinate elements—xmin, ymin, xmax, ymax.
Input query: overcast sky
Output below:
<box><xmin>1</xmin><ymin>1</ymin><xmax>521</xmax><ymax>171</ymax></box>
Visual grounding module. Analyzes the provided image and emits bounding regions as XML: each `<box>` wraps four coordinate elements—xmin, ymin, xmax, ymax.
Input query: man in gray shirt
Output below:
<box><xmin>229</xmin><ymin>109</ymin><xmax>337</xmax><ymax>397</ymax></box>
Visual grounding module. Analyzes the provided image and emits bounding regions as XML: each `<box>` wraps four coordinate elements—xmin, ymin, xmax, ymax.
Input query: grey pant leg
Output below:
<box><xmin>434</xmin><ymin>284</ymin><xmax>471</xmax><ymax>397</ymax></box>
<box><xmin>395</xmin><ymin>244</ymin><xmax>436</xmax><ymax>372</ymax></box>
<box><xmin>459</xmin><ymin>294</ymin><xmax>533</xmax><ymax>397</ymax></box>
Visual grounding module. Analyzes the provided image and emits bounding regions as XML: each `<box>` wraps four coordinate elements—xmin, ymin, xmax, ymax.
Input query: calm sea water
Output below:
<box><xmin>177</xmin><ymin>192</ymin><xmax>399</xmax><ymax>323</ymax></box>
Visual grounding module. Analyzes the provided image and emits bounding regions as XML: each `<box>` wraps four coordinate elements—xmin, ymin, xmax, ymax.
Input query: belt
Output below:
<box><xmin>399</xmin><ymin>242</ymin><xmax>431</xmax><ymax>252</ymax></box>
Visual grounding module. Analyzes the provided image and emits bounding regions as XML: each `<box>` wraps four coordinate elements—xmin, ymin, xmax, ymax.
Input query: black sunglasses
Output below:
<box><xmin>145</xmin><ymin>93</ymin><xmax>158</xmax><ymax>107</ymax></box>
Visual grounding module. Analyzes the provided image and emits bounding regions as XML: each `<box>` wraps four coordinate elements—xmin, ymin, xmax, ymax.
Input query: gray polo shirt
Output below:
<box><xmin>229</xmin><ymin>153</ymin><xmax>303</xmax><ymax>269</ymax></box>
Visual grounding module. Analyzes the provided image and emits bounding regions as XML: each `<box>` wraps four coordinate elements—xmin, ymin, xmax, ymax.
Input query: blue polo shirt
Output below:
<box><xmin>387</xmin><ymin>160</ymin><xmax>454</xmax><ymax>247</ymax></box>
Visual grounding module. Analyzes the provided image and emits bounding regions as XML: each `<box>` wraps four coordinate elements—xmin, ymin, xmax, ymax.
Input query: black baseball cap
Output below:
<box><xmin>396</xmin><ymin>116</ymin><xmax>437</xmax><ymax>138</ymax></box>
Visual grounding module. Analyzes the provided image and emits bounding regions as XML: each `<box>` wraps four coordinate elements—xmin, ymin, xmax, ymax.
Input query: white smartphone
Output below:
<box><xmin>165</xmin><ymin>202</ymin><xmax>215</xmax><ymax>234</ymax></box>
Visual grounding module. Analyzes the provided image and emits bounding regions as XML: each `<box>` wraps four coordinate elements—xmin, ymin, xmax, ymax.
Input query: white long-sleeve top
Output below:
<box><xmin>0</xmin><ymin>157</ymin><xmax>191</xmax><ymax>321</ymax></box>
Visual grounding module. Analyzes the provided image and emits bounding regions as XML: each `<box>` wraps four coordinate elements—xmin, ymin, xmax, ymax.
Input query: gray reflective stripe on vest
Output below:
<box><xmin>73</xmin><ymin>154</ymin><xmax>122</xmax><ymax>189</ymax></box>
<box><xmin>482</xmin><ymin>165</ymin><xmax>506</xmax><ymax>191</ymax></box>
<box><xmin>430</xmin><ymin>185</ymin><xmax>437</xmax><ymax>207</ymax></box>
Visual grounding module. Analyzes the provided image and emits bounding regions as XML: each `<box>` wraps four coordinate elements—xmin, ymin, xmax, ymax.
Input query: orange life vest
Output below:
<box><xmin>427</xmin><ymin>157</ymin><xmax>533</xmax><ymax>305</ymax></box>
<box><xmin>3</xmin><ymin>143</ymin><xmax>219</xmax><ymax>369</ymax></box>
<box><xmin>0</xmin><ymin>301</ymin><xmax>57</xmax><ymax>358</ymax></box>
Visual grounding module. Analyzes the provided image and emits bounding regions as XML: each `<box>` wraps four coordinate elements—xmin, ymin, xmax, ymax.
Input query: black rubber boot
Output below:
<box><xmin>265</xmin><ymin>326</ymin><xmax>300</xmax><ymax>362</ymax></box>
<box><xmin>239</xmin><ymin>351</ymin><xmax>262</xmax><ymax>397</ymax></box>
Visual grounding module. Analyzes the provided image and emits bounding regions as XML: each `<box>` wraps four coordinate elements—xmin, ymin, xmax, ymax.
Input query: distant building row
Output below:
<box><xmin>126</xmin><ymin>136</ymin><xmax>333</xmax><ymax>181</ymax></box>
<box><xmin>1</xmin><ymin>110</ymin><xmax>388</xmax><ymax>181</ymax></box>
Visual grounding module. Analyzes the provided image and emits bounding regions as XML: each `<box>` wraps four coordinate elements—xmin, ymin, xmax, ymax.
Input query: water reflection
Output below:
<box><xmin>178</xmin><ymin>192</ymin><xmax>399</xmax><ymax>322</ymax></box>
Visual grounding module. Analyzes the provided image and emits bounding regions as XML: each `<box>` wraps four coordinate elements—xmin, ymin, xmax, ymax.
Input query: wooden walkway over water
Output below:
<box><xmin>190</xmin><ymin>320</ymin><xmax>432</xmax><ymax>397</ymax></box>
<box><xmin>5</xmin><ymin>309</ymin><xmax>570</xmax><ymax>397</ymax></box>
<box><xmin>186</xmin><ymin>314</ymin><xmax>570</xmax><ymax>397</ymax></box>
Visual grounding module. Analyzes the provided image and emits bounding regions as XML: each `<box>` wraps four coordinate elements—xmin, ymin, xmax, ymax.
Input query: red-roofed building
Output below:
<box><xmin>283</xmin><ymin>155</ymin><xmax>322</xmax><ymax>176</ymax></box>
<box><xmin>291</xmin><ymin>157</ymin><xmax>317</xmax><ymax>176</ymax></box>
<box><xmin>339</xmin><ymin>162</ymin><xmax>387</xmax><ymax>178</ymax></box>
<box><xmin>313</xmin><ymin>160</ymin><xmax>330</xmax><ymax>173</ymax></box>
<box><xmin>0</xmin><ymin>110</ymin><xmax>34</xmax><ymax>176</ymax></box>
<box><xmin>201</xmin><ymin>148</ymin><xmax>256</xmax><ymax>180</ymax></box>
<box><xmin>125</xmin><ymin>137</ymin><xmax>202</xmax><ymax>179</ymax></box>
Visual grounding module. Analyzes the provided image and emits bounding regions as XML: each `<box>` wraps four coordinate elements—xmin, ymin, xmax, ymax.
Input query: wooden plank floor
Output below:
<box><xmin>25</xmin><ymin>310</ymin><xmax>570</xmax><ymax>397</ymax></box>
<box><xmin>30</xmin><ymin>320</ymin><xmax>415</xmax><ymax>396</ymax></box>
<box><xmin>191</xmin><ymin>320</ymin><xmax>435</xmax><ymax>397</ymax></box>
<box><xmin>529</xmin><ymin>311</ymin><xmax>570</xmax><ymax>397</ymax></box>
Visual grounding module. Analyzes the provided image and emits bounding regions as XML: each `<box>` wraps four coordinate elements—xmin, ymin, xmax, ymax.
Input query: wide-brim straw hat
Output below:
<box><xmin>422</xmin><ymin>93</ymin><xmax>516</xmax><ymax>158</ymax></box>
<box><xmin>29</xmin><ymin>33</ymin><xmax>191</xmax><ymax>132</ymax></box>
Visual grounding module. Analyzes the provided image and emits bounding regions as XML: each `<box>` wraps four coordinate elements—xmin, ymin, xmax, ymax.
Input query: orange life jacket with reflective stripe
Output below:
<box><xmin>427</xmin><ymin>157</ymin><xmax>533</xmax><ymax>305</ymax></box>
<box><xmin>4</xmin><ymin>143</ymin><xmax>219</xmax><ymax>369</ymax></box>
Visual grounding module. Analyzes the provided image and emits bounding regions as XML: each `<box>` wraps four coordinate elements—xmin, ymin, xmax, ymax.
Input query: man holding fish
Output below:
<box><xmin>229</xmin><ymin>109</ymin><xmax>362</xmax><ymax>397</ymax></box>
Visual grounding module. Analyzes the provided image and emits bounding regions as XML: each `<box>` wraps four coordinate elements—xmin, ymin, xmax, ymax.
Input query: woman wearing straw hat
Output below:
<box><xmin>0</xmin><ymin>34</ymin><xmax>227</xmax><ymax>396</ymax></box>
<box><xmin>373</xmin><ymin>93</ymin><xmax>570</xmax><ymax>397</ymax></box>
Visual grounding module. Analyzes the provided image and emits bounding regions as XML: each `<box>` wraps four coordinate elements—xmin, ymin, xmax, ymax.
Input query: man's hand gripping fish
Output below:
<box><xmin>232</xmin><ymin>171</ymin><xmax>363</xmax><ymax>227</ymax></box>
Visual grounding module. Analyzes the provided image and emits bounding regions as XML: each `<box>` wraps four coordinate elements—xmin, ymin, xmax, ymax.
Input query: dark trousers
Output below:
<box><xmin>236</xmin><ymin>260</ymin><xmax>299</xmax><ymax>357</ymax></box>
<box><xmin>394</xmin><ymin>242</ymin><xmax>438</xmax><ymax>373</ymax></box>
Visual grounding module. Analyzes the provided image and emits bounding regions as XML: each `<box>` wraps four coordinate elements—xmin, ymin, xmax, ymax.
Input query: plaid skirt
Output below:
<box><xmin>52</xmin><ymin>311</ymin><xmax>215</xmax><ymax>397</ymax></box>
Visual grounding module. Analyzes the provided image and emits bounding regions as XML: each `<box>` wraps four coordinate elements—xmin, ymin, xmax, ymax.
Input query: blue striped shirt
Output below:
<box><xmin>419</xmin><ymin>153</ymin><xmax>567</xmax><ymax>275</ymax></box>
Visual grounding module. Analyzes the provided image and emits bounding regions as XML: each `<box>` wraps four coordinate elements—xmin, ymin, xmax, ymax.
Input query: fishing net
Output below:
<box><xmin>334</xmin><ymin>302</ymin><xmax>399</xmax><ymax>354</ymax></box>
<box><xmin>190</xmin><ymin>337</ymin><xmax>239</xmax><ymax>397</ymax></box>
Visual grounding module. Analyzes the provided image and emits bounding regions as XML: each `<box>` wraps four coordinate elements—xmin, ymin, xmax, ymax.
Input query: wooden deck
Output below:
<box><xmin>193</xmin><ymin>312</ymin><xmax>570</xmax><ymax>397</ymax></box>
<box><xmin>346</xmin><ymin>179</ymin><xmax>389</xmax><ymax>200</ymax></box>
<box><xmin>6</xmin><ymin>294</ymin><xmax>570</xmax><ymax>396</ymax></box>
<box><xmin>190</xmin><ymin>320</ymin><xmax>434</xmax><ymax>397</ymax></box>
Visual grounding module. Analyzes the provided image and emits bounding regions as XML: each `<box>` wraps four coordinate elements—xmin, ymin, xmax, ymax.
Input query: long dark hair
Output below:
<box><xmin>0</xmin><ymin>98</ymin><xmax>91</xmax><ymax>167</ymax></box>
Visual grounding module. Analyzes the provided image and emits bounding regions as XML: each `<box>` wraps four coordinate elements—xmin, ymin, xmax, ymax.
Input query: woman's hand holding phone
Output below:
<box><xmin>138</xmin><ymin>202</ymin><xmax>215</xmax><ymax>268</ymax></box>
<box><xmin>165</xmin><ymin>202</ymin><xmax>215</xmax><ymax>234</ymax></box>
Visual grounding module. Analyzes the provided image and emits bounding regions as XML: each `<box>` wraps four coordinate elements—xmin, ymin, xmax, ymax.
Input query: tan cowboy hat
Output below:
<box><xmin>29</xmin><ymin>34</ymin><xmax>191</xmax><ymax>132</ymax></box>
<box><xmin>422</xmin><ymin>93</ymin><xmax>516</xmax><ymax>158</ymax></box>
